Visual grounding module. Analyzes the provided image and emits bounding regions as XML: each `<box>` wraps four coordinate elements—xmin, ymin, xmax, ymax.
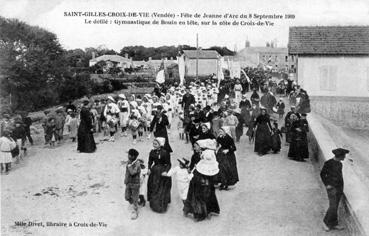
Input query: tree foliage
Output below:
<box><xmin>0</xmin><ymin>16</ymin><xmax>66</xmax><ymax>111</ymax></box>
<box><xmin>0</xmin><ymin>16</ymin><xmax>235</xmax><ymax>113</ymax></box>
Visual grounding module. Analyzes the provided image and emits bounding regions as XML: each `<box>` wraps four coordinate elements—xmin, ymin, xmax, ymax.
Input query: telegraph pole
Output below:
<box><xmin>196</xmin><ymin>33</ymin><xmax>199</xmax><ymax>81</ymax></box>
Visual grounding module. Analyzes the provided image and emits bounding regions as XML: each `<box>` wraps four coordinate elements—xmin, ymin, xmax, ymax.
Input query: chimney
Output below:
<box><xmin>245</xmin><ymin>40</ymin><xmax>250</xmax><ymax>48</ymax></box>
<box><xmin>92</xmin><ymin>51</ymin><xmax>96</xmax><ymax>59</ymax></box>
<box><xmin>125</xmin><ymin>53</ymin><xmax>128</xmax><ymax>59</ymax></box>
<box><xmin>149</xmin><ymin>57</ymin><xmax>152</xmax><ymax>61</ymax></box>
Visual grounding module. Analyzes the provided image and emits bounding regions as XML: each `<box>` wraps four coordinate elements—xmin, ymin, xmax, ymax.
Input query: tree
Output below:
<box><xmin>0</xmin><ymin>16</ymin><xmax>67</xmax><ymax>111</ymax></box>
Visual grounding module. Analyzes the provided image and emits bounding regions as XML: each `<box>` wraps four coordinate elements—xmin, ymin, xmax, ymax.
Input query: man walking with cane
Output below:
<box><xmin>320</xmin><ymin>147</ymin><xmax>349</xmax><ymax>231</ymax></box>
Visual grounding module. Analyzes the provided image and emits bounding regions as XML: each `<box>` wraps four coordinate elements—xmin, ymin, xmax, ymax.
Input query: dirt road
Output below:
<box><xmin>1</xmin><ymin>116</ymin><xmax>349</xmax><ymax>236</ymax></box>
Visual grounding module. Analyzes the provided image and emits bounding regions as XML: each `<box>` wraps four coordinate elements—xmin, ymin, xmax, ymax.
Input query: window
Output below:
<box><xmin>285</xmin><ymin>56</ymin><xmax>288</xmax><ymax>62</ymax></box>
<box><xmin>319</xmin><ymin>65</ymin><xmax>337</xmax><ymax>91</ymax></box>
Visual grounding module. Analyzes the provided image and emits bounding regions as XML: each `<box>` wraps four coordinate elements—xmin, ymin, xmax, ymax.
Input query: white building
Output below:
<box><xmin>89</xmin><ymin>54</ymin><xmax>132</xmax><ymax>69</ymax></box>
<box><xmin>289</xmin><ymin>26</ymin><xmax>369</xmax><ymax>128</ymax></box>
<box><xmin>180</xmin><ymin>50</ymin><xmax>221</xmax><ymax>78</ymax></box>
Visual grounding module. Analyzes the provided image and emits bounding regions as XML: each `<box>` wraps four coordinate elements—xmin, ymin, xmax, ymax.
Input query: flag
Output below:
<box><xmin>217</xmin><ymin>60</ymin><xmax>224</xmax><ymax>88</ymax></box>
<box><xmin>241</xmin><ymin>69</ymin><xmax>251</xmax><ymax>83</ymax></box>
<box><xmin>156</xmin><ymin>70</ymin><xmax>165</xmax><ymax>84</ymax></box>
<box><xmin>178</xmin><ymin>56</ymin><xmax>185</xmax><ymax>86</ymax></box>
<box><xmin>156</xmin><ymin>60</ymin><xmax>165</xmax><ymax>84</ymax></box>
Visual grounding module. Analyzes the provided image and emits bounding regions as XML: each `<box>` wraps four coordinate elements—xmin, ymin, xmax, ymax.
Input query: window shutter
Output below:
<box><xmin>319</xmin><ymin>66</ymin><xmax>329</xmax><ymax>90</ymax></box>
<box><xmin>329</xmin><ymin>66</ymin><xmax>337</xmax><ymax>91</ymax></box>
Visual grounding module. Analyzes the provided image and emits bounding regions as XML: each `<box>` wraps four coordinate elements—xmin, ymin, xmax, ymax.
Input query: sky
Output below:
<box><xmin>0</xmin><ymin>0</ymin><xmax>368</xmax><ymax>51</ymax></box>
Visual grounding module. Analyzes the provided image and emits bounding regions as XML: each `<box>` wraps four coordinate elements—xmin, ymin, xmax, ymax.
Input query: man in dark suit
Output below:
<box><xmin>320</xmin><ymin>148</ymin><xmax>349</xmax><ymax>231</ymax></box>
<box><xmin>181</xmin><ymin>87</ymin><xmax>195</xmax><ymax>116</ymax></box>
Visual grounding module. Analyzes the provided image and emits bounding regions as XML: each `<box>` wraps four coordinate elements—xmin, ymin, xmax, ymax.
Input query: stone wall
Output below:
<box><xmin>310</xmin><ymin>96</ymin><xmax>369</xmax><ymax>129</ymax></box>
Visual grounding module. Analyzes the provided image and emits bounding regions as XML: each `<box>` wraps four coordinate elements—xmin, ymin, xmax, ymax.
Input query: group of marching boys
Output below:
<box><xmin>96</xmin><ymin>82</ymin><xmax>220</xmax><ymax>144</ymax></box>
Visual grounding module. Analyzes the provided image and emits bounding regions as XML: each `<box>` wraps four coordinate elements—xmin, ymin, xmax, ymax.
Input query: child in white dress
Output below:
<box><xmin>162</xmin><ymin>158</ymin><xmax>193</xmax><ymax>205</ymax></box>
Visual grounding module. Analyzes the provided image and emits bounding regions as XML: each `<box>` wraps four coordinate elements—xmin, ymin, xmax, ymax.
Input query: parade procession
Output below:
<box><xmin>1</xmin><ymin>1</ymin><xmax>369</xmax><ymax>235</ymax></box>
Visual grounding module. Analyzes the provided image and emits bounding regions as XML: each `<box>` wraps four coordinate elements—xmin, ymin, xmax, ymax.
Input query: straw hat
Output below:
<box><xmin>107</xmin><ymin>96</ymin><xmax>115</xmax><ymax>102</ymax></box>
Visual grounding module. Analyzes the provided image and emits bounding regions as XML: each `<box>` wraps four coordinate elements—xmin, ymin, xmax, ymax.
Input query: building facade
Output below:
<box><xmin>289</xmin><ymin>26</ymin><xmax>369</xmax><ymax>129</ymax></box>
<box><xmin>181</xmin><ymin>50</ymin><xmax>221</xmax><ymax>78</ymax></box>
<box><xmin>236</xmin><ymin>42</ymin><xmax>296</xmax><ymax>72</ymax></box>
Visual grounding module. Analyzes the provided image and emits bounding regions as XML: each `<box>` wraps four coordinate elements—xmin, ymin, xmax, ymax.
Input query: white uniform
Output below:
<box><xmin>234</xmin><ymin>84</ymin><xmax>243</xmax><ymax>105</ymax></box>
<box><xmin>166</xmin><ymin>166</ymin><xmax>193</xmax><ymax>200</ymax></box>
<box><xmin>117</xmin><ymin>100</ymin><xmax>130</xmax><ymax>127</ymax></box>
<box><xmin>0</xmin><ymin>136</ymin><xmax>16</xmax><ymax>164</ymax></box>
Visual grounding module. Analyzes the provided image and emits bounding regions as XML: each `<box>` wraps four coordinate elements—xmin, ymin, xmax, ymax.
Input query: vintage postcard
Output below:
<box><xmin>0</xmin><ymin>0</ymin><xmax>368</xmax><ymax>235</ymax></box>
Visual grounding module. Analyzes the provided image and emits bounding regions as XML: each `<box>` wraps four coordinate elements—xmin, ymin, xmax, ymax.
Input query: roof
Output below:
<box><xmin>183</xmin><ymin>50</ymin><xmax>220</xmax><ymax>59</ymax></box>
<box><xmin>237</xmin><ymin>47</ymin><xmax>287</xmax><ymax>55</ymax></box>
<box><xmin>90</xmin><ymin>55</ymin><xmax>131</xmax><ymax>63</ymax></box>
<box><xmin>289</xmin><ymin>26</ymin><xmax>369</xmax><ymax>55</ymax></box>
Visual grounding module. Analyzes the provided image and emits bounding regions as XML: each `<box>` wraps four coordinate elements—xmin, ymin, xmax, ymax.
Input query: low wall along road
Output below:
<box><xmin>308</xmin><ymin>113</ymin><xmax>369</xmax><ymax>236</ymax></box>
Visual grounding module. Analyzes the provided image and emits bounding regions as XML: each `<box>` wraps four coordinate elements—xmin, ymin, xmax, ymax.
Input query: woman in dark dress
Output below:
<box><xmin>77</xmin><ymin>100</ymin><xmax>96</xmax><ymax>153</ymax></box>
<box><xmin>147</xmin><ymin>137</ymin><xmax>172</xmax><ymax>213</ymax></box>
<box><xmin>189</xmin><ymin>142</ymin><xmax>202</xmax><ymax>171</ymax></box>
<box><xmin>288</xmin><ymin>114</ymin><xmax>309</xmax><ymax>161</ymax></box>
<box><xmin>150</xmin><ymin>105</ymin><xmax>173</xmax><ymax>153</ymax></box>
<box><xmin>234</xmin><ymin>108</ymin><xmax>245</xmax><ymax>142</ymax></box>
<box><xmin>246</xmin><ymin>104</ymin><xmax>260</xmax><ymax>143</ymax></box>
<box><xmin>198</xmin><ymin>122</ymin><xmax>215</xmax><ymax>141</ymax></box>
<box><xmin>184</xmin><ymin>146</ymin><xmax>220</xmax><ymax>222</ymax></box>
<box><xmin>254</xmin><ymin>108</ymin><xmax>272</xmax><ymax>156</ymax></box>
<box><xmin>250</xmin><ymin>88</ymin><xmax>260</xmax><ymax>106</ymax></box>
<box><xmin>216</xmin><ymin>127</ymin><xmax>239</xmax><ymax>190</ymax></box>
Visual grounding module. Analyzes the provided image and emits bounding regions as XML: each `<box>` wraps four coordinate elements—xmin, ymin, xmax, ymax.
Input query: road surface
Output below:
<box><xmin>1</xmin><ymin>115</ymin><xmax>349</xmax><ymax>236</ymax></box>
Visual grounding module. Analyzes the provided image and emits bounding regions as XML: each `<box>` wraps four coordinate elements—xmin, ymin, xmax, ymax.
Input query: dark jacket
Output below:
<box><xmin>182</xmin><ymin>93</ymin><xmax>196</xmax><ymax>110</ymax></box>
<box><xmin>148</xmin><ymin>148</ymin><xmax>171</xmax><ymax>171</ymax></box>
<box><xmin>150</xmin><ymin>113</ymin><xmax>169</xmax><ymax>138</ymax></box>
<box><xmin>124</xmin><ymin>159</ymin><xmax>141</xmax><ymax>186</ymax></box>
<box><xmin>189</xmin><ymin>124</ymin><xmax>202</xmax><ymax>144</ymax></box>
<box><xmin>217</xmin><ymin>134</ymin><xmax>237</xmax><ymax>154</ymax></box>
<box><xmin>12</xmin><ymin>126</ymin><xmax>26</xmax><ymax>140</ymax></box>
<box><xmin>320</xmin><ymin>158</ymin><xmax>343</xmax><ymax>189</ymax></box>
<box><xmin>189</xmin><ymin>152</ymin><xmax>201</xmax><ymax>171</ymax></box>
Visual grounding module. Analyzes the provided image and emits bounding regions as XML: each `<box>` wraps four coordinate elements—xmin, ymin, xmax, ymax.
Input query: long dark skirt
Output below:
<box><xmin>300</xmin><ymin>137</ymin><xmax>309</xmax><ymax>159</ymax></box>
<box><xmin>77</xmin><ymin>123</ymin><xmax>96</xmax><ymax>153</ymax></box>
<box><xmin>285</xmin><ymin>127</ymin><xmax>292</xmax><ymax>143</ymax></box>
<box><xmin>288</xmin><ymin>138</ymin><xmax>304</xmax><ymax>161</ymax></box>
<box><xmin>254</xmin><ymin>124</ymin><xmax>272</xmax><ymax>154</ymax></box>
<box><xmin>216</xmin><ymin>151</ymin><xmax>239</xmax><ymax>186</ymax></box>
<box><xmin>235</xmin><ymin>124</ymin><xmax>243</xmax><ymax>141</ymax></box>
<box><xmin>184</xmin><ymin>170</ymin><xmax>219</xmax><ymax>221</ymax></box>
<box><xmin>271</xmin><ymin>134</ymin><xmax>281</xmax><ymax>152</ymax></box>
<box><xmin>147</xmin><ymin>164</ymin><xmax>172</xmax><ymax>213</ymax></box>
<box><xmin>246</xmin><ymin>121</ymin><xmax>255</xmax><ymax>138</ymax></box>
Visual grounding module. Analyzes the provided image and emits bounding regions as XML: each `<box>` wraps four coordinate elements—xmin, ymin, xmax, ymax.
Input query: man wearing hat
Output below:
<box><xmin>320</xmin><ymin>148</ymin><xmax>350</xmax><ymax>231</ymax></box>
<box><xmin>182</xmin><ymin>87</ymin><xmax>196</xmax><ymax>116</ymax></box>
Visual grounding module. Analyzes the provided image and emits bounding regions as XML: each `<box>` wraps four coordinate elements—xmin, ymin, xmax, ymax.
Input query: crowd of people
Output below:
<box><xmin>119</xmin><ymin>79</ymin><xmax>312</xmax><ymax>221</ymax></box>
<box><xmin>0</xmin><ymin>76</ymin><xmax>313</xmax><ymax>223</ymax></box>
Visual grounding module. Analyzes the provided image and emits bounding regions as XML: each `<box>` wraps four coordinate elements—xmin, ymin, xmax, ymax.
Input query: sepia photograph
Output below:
<box><xmin>0</xmin><ymin>0</ymin><xmax>368</xmax><ymax>235</ymax></box>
